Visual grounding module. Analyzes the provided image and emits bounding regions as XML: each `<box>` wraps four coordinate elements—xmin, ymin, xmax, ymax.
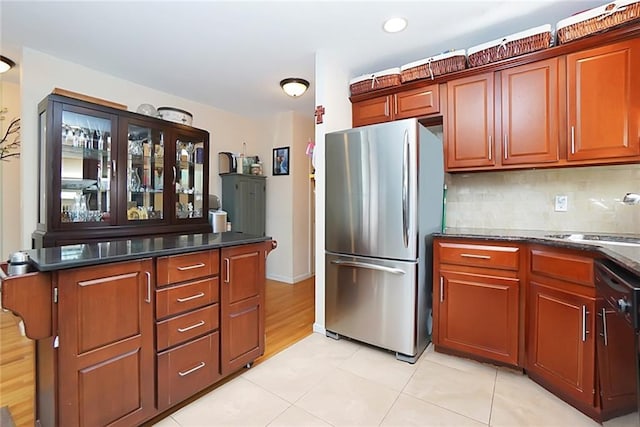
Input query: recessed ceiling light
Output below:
<box><xmin>383</xmin><ymin>17</ymin><xmax>407</xmax><ymax>33</ymax></box>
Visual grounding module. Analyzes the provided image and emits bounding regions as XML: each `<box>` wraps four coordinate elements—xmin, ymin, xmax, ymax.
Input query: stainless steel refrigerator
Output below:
<box><xmin>325</xmin><ymin>118</ymin><xmax>444</xmax><ymax>363</ymax></box>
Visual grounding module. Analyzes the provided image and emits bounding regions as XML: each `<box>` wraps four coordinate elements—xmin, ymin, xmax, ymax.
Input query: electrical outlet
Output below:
<box><xmin>555</xmin><ymin>195</ymin><xmax>568</xmax><ymax>212</ymax></box>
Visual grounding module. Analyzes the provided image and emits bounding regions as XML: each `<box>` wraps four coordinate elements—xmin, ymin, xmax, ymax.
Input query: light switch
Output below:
<box><xmin>555</xmin><ymin>195</ymin><xmax>568</xmax><ymax>212</ymax></box>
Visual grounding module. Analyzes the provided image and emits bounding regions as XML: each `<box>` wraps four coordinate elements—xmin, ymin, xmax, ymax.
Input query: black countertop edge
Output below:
<box><xmin>433</xmin><ymin>228</ymin><xmax>640</xmax><ymax>276</ymax></box>
<box><xmin>23</xmin><ymin>232</ymin><xmax>272</xmax><ymax>272</ymax></box>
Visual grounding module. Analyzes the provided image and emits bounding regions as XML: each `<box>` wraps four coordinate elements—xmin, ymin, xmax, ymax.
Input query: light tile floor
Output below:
<box><xmin>154</xmin><ymin>333</ymin><xmax>639</xmax><ymax>427</ymax></box>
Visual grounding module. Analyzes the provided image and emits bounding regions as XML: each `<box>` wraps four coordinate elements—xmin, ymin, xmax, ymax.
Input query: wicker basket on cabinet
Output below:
<box><xmin>467</xmin><ymin>24</ymin><xmax>553</xmax><ymax>67</ymax></box>
<box><xmin>400</xmin><ymin>50</ymin><xmax>467</xmax><ymax>83</ymax></box>
<box><xmin>349</xmin><ymin>68</ymin><xmax>401</xmax><ymax>96</ymax></box>
<box><xmin>556</xmin><ymin>0</ymin><xmax>640</xmax><ymax>44</ymax></box>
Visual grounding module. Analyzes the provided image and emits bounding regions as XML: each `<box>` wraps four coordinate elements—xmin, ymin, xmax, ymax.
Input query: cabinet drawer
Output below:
<box><xmin>157</xmin><ymin>249</ymin><xmax>219</xmax><ymax>286</ymax></box>
<box><xmin>157</xmin><ymin>332</ymin><xmax>220</xmax><ymax>411</ymax></box>
<box><xmin>156</xmin><ymin>277</ymin><xmax>219</xmax><ymax>320</ymax></box>
<box><xmin>157</xmin><ymin>304</ymin><xmax>219</xmax><ymax>351</ymax></box>
<box><xmin>530</xmin><ymin>249</ymin><xmax>593</xmax><ymax>286</ymax></box>
<box><xmin>438</xmin><ymin>241</ymin><xmax>520</xmax><ymax>270</ymax></box>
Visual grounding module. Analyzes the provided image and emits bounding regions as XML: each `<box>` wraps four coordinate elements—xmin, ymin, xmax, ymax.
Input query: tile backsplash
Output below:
<box><xmin>444</xmin><ymin>164</ymin><xmax>640</xmax><ymax>234</ymax></box>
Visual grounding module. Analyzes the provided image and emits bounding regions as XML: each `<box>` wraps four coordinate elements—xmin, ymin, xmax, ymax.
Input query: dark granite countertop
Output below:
<box><xmin>23</xmin><ymin>232</ymin><xmax>271</xmax><ymax>272</ymax></box>
<box><xmin>434</xmin><ymin>228</ymin><xmax>640</xmax><ymax>276</ymax></box>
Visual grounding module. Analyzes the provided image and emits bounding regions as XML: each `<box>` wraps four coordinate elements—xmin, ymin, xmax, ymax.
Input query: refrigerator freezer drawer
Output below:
<box><xmin>325</xmin><ymin>253</ymin><xmax>421</xmax><ymax>357</ymax></box>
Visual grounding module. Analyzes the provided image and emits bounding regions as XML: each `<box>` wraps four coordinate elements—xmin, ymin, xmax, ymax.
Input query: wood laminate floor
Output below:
<box><xmin>0</xmin><ymin>310</ymin><xmax>35</xmax><ymax>427</ymax></box>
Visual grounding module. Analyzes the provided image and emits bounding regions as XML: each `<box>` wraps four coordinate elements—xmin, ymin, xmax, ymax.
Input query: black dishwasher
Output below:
<box><xmin>595</xmin><ymin>259</ymin><xmax>640</xmax><ymax>422</ymax></box>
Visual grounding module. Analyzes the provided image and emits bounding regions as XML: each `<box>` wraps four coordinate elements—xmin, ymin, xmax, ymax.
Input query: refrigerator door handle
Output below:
<box><xmin>402</xmin><ymin>129</ymin><xmax>410</xmax><ymax>248</ymax></box>
<box><xmin>330</xmin><ymin>259</ymin><xmax>406</xmax><ymax>275</ymax></box>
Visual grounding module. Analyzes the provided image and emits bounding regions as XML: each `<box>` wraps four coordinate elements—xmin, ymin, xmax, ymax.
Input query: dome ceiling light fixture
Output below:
<box><xmin>280</xmin><ymin>78</ymin><xmax>310</xmax><ymax>97</ymax></box>
<box><xmin>383</xmin><ymin>17</ymin><xmax>408</xmax><ymax>33</ymax></box>
<box><xmin>0</xmin><ymin>56</ymin><xmax>16</xmax><ymax>73</ymax></box>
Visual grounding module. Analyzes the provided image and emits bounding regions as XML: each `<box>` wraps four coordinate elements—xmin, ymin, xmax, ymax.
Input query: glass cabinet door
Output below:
<box><xmin>59</xmin><ymin>110</ymin><xmax>113</xmax><ymax>225</ymax></box>
<box><xmin>174</xmin><ymin>135</ymin><xmax>206</xmax><ymax>220</ymax></box>
<box><xmin>126</xmin><ymin>124</ymin><xmax>165</xmax><ymax>222</ymax></box>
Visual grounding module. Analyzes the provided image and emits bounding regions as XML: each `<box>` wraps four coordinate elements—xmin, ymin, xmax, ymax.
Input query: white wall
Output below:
<box><xmin>313</xmin><ymin>51</ymin><xmax>352</xmax><ymax>333</ymax></box>
<box><xmin>262</xmin><ymin>111</ymin><xmax>315</xmax><ymax>283</ymax></box>
<box><xmin>0</xmin><ymin>81</ymin><xmax>22</xmax><ymax>258</ymax></box>
<box><xmin>19</xmin><ymin>48</ymin><xmax>260</xmax><ymax>249</ymax></box>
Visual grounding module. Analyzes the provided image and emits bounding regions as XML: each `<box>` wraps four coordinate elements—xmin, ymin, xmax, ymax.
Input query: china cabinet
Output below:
<box><xmin>32</xmin><ymin>93</ymin><xmax>210</xmax><ymax>248</ymax></box>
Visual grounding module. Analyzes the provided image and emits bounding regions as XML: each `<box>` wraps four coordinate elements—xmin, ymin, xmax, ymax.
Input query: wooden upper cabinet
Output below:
<box><xmin>352</xmin><ymin>95</ymin><xmax>392</xmax><ymax>127</ymax></box>
<box><xmin>394</xmin><ymin>84</ymin><xmax>439</xmax><ymax>119</ymax></box>
<box><xmin>567</xmin><ymin>38</ymin><xmax>640</xmax><ymax>162</ymax></box>
<box><xmin>446</xmin><ymin>73</ymin><xmax>495</xmax><ymax>169</ymax></box>
<box><xmin>500</xmin><ymin>58</ymin><xmax>560</xmax><ymax>165</ymax></box>
<box><xmin>351</xmin><ymin>84</ymin><xmax>440</xmax><ymax>127</ymax></box>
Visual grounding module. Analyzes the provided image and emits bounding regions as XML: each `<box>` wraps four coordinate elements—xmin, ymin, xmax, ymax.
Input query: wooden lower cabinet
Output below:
<box><xmin>0</xmin><ymin>240</ymin><xmax>273</xmax><ymax>426</ymax></box>
<box><xmin>220</xmin><ymin>243</ymin><xmax>266</xmax><ymax>375</ymax></box>
<box><xmin>437</xmin><ymin>270</ymin><xmax>519</xmax><ymax>365</ymax></box>
<box><xmin>433</xmin><ymin>239</ymin><xmax>521</xmax><ymax>366</ymax></box>
<box><xmin>56</xmin><ymin>259</ymin><xmax>156</xmax><ymax>427</ymax></box>
<box><xmin>526</xmin><ymin>280</ymin><xmax>596</xmax><ymax>410</ymax></box>
<box><xmin>526</xmin><ymin>247</ymin><xmax>598</xmax><ymax>416</ymax></box>
<box><xmin>433</xmin><ymin>240</ymin><xmax>637</xmax><ymax>422</ymax></box>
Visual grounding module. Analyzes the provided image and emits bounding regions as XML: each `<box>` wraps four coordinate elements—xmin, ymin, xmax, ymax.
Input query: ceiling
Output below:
<box><xmin>1</xmin><ymin>0</ymin><xmax>604</xmax><ymax>118</ymax></box>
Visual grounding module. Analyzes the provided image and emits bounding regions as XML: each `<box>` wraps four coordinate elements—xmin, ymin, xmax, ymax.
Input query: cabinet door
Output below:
<box><xmin>52</xmin><ymin>103</ymin><xmax>118</xmax><ymax>228</ymax></box>
<box><xmin>526</xmin><ymin>281</ymin><xmax>596</xmax><ymax>407</ymax></box>
<box><xmin>220</xmin><ymin>244</ymin><xmax>265</xmax><ymax>375</ymax></box>
<box><xmin>567</xmin><ymin>39</ymin><xmax>640</xmax><ymax>161</ymax></box>
<box><xmin>57</xmin><ymin>259</ymin><xmax>155</xmax><ymax>427</ymax></box>
<box><xmin>446</xmin><ymin>73</ymin><xmax>495</xmax><ymax>169</ymax></box>
<box><xmin>394</xmin><ymin>84</ymin><xmax>440</xmax><ymax>119</ymax></box>
<box><xmin>120</xmin><ymin>117</ymin><xmax>168</xmax><ymax>224</ymax></box>
<box><xmin>170</xmin><ymin>128</ymin><xmax>209</xmax><ymax>223</ymax></box>
<box><xmin>244</xmin><ymin>178</ymin><xmax>266</xmax><ymax>236</ymax></box>
<box><xmin>596</xmin><ymin>299</ymin><xmax>638</xmax><ymax>417</ymax></box>
<box><xmin>436</xmin><ymin>270</ymin><xmax>519</xmax><ymax>366</ymax></box>
<box><xmin>501</xmin><ymin>58</ymin><xmax>560</xmax><ymax>165</ymax></box>
<box><xmin>352</xmin><ymin>95</ymin><xmax>393</xmax><ymax>127</ymax></box>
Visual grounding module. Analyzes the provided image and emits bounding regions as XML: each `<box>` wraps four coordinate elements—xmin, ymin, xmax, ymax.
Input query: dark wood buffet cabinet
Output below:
<box><xmin>33</xmin><ymin>93</ymin><xmax>212</xmax><ymax>248</ymax></box>
<box><xmin>433</xmin><ymin>237</ymin><xmax>637</xmax><ymax>422</ymax></box>
<box><xmin>351</xmin><ymin>25</ymin><xmax>640</xmax><ymax>172</ymax></box>
<box><xmin>0</xmin><ymin>239</ymin><xmax>274</xmax><ymax>427</ymax></box>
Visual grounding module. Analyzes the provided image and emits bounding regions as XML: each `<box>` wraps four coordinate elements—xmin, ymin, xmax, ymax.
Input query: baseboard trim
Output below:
<box><xmin>313</xmin><ymin>322</ymin><xmax>325</xmax><ymax>334</ymax></box>
<box><xmin>266</xmin><ymin>272</ymin><xmax>314</xmax><ymax>284</ymax></box>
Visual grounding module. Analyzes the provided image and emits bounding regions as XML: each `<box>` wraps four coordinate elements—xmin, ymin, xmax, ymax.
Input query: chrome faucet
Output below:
<box><xmin>623</xmin><ymin>193</ymin><xmax>640</xmax><ymax>205</ymax></box>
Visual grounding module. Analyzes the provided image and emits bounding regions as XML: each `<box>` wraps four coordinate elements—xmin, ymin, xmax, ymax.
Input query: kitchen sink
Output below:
<box><xmin>544</xmin><ymin>233</ymin><xmax>640</xmax><ymax>247</ymax></box>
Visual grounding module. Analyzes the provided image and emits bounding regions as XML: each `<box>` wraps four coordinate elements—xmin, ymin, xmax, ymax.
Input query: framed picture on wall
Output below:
<box><xmin>273</xmin><ymin>146</ymin><xmax>290</xmax><ymax>176</ymax></box>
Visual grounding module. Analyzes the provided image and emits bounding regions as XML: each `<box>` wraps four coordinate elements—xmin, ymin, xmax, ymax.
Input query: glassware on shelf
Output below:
<box><xmin>129</xmin><ymin>168</ymin><xmax>141</xmax><ymax>192</ymax></box>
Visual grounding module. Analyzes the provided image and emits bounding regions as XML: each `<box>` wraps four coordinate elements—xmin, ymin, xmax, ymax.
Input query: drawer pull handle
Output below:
<box><xmin>178</xmin><ymin>361</ymin><xmax>206</xmax><ymax>377</ymax></box>
<box><xmin>177</xmin><ymin>263</ymin><xmax>206</xmax><ymax>271</ymax></box>
<box><xmin>178</xmin><ymin>320</ymin><xmax>205</xmax><ymax>333</ymax></box>
<box><xmin>177</xmin><ymin>292</ymin><xmax>205</xmax><ymax>303</ymax></box>
<box><xmin>460</xmin><ymin>253</ymin><xmax>491</xmax><ymax>260</ymax></box>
